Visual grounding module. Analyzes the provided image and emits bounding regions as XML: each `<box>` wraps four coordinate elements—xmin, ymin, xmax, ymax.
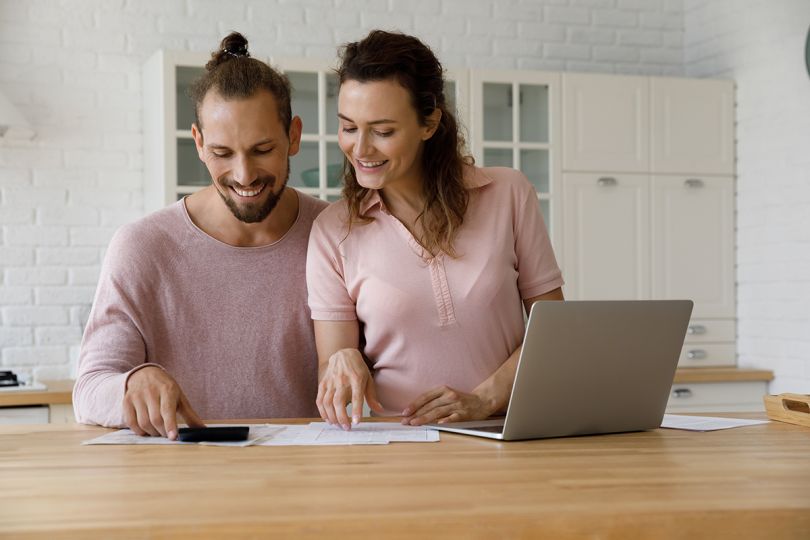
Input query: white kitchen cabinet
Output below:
<box><xmin>560</xmin><ymin>72</ymin><xmax>737</xmax><ymax>369</ymax></box>
<box><xmin>666</xmin><ymin>381</ymin><xmax>766</xmax><ymax>413</ymax></box>
<box><xmin>651</xmin><ymin>78</ymin><xmax>735</xmax><ymax>175</ymax></box>
<box><xmin>469</xmin><ymin>69</ymin><xmax>562</xmax><ymax>249</ymax></box>
<box><xmin>562</xmin><ymin>73</ymin><xmax>649</xmax><ymax>173</ymax></box>
<box><xmin>651</xmin><ymin>175</ymin><xmax>735</xmax><ymax>318</ymax></box>
<box><xmin>562</xmin><ymin>173</ymin><xmax>650</xmax><ymax>301</ymax></box>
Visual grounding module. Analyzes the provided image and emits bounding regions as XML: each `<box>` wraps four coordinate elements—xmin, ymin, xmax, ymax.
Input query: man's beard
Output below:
<box><xmin>216</xmin><ymin>160</ymin><xmax>290</xmax><ymax>224</ymax></box>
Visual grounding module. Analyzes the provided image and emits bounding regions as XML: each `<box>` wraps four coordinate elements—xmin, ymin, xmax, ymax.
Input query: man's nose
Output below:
<box><xmin>232</xmin><ymin>156</ymin><xmax>257</xmax><ymax>185</ymax></box>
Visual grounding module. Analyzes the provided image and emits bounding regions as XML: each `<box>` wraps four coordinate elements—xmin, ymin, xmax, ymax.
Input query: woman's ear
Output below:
<box><xmin>422</xmin><ymin>108</ymin><xmax>443</xmax><ymax>141</ymax></box>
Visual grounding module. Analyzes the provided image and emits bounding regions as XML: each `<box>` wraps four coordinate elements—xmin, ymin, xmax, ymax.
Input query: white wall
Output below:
<box><xmin>4</xmin><ymin>0</ymin><xmax>689</xmax><ymax>381</ymax></box>
<box><xmin>684</xmin><ymin>0</ymin><xmax>810</xmax><ymax>393</ymax></box>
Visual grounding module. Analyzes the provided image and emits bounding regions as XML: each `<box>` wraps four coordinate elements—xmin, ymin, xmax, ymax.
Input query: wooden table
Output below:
<box><xmin>1</xmin><ymin>416</ymin><xmax>809</xmax><ymax>539</ymax></box>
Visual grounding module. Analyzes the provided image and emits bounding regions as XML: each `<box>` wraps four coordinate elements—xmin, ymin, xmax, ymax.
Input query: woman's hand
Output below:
<box><xmin>316</xmin><ymin>348</ymin><xmax>384</xmax><ymax>430</ymax></box>
<box><xmin>400</xmin><ymin>385</ymin><xmax>496</xmax><ymax>426</ymax></box>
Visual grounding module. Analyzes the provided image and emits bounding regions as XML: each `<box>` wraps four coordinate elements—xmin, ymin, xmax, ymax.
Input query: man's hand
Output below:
<box><xmin>123</xmin><ymin>366</ymin><xmax>205</xmax><ymax>440</ymax></box>
<box><xmin>400</xmin><ymin>386</ymin><xmax>496</xmax><ymax>426</ymax></box>
<box><xmin>316</xmin><ymin>348</ymin><xmax>384</xmax><ymax>430</ymax></box>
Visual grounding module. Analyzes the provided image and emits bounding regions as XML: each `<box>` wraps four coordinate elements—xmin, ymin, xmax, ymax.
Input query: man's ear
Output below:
<box><xmin>191</xmin><ymin>123</ymin><xmax>205</xmax><ymax>160</ymax></box>
<box><xmin>287</xmin><ymin>115</ymin><xmax>303</xmax><ymax>156</ymax></box>
<box><xmin>422</xmin><ymin>108</ymin><xmax>442</xmax><ymax>141</ymax></box>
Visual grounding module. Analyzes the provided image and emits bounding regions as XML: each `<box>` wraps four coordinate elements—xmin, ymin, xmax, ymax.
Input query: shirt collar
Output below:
<box><xmin>358</xmin><ymin>165</ymin><xmax>492</xmax><ymax>215</ymax></box>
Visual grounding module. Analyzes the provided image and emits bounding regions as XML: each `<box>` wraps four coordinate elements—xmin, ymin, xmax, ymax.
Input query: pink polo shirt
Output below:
<box><xmin>306</xmin><ymin>166</ymin><xmax>564</xmax><ymax>414</ymax></box>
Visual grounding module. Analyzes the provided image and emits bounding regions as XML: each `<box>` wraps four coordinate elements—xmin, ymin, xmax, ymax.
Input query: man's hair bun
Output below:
<box><xmin>206</xmin><ymin>31</ymin><xmax>250</xmax><ymax>71</ymax></box>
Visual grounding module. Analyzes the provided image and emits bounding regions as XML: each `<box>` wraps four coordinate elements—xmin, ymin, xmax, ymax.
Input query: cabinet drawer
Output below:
<box><xmin>678</xmin><ymin>343</ymin><xmax>735</xmax><ymax>367</ymax></box>
<box><xmin>0</xmin><ymin>405</ymin><xmax>49</xmax><ymax>425</ymax></box>
<box><xmin>666</xmin><ymin>381</ymin><xmax>767</xmax><ymax>412</ymax></box>
<box><xmin>683</xmin><ymin>319</ymin><xmax>735</xmax><ymax>343</ymax></box>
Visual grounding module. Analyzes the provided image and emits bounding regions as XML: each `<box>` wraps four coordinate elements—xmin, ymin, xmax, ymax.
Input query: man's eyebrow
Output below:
<box><xmin>206</xmin><ymin>139</ymin><xmax>276</xmax><ymax>149</ymax></box>
<box><xmin>337</xmin><ymin>113</ymin><xmax>397</xmax><ymax>125</ymax></box>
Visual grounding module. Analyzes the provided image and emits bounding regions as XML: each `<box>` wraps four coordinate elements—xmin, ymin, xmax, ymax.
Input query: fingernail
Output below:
<box><xmin>342</xmin><ymin>423</ymin><xmax>350</xmax><ymax>431</ymax></box>
<box><xmin>169</xmin><ymin>430</ymin><xmax>177</xmax><ymax>440</ymax></box>
<box><xmin>402</xmin><ymin>408</ymin><xmax>411</xmax><ymax>416</ymax></box>
<box><xmin>400</xmin><ymin>418</ymin><xmax>408</xmax><ymax>425</ymax></box>
<box><xmin>352</xmin><ymin>416</ymin><xmax>359</xmax><ymax>425</ymax></box>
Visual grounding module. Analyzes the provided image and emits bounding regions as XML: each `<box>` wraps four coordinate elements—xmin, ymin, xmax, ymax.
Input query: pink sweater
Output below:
<box><xmin>73</xmin><ymin>192</ymin><xmax>327</xmax><ymax>427</ymax></box>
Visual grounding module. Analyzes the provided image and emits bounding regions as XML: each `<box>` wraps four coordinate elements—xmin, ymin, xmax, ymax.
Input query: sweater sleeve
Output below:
<box><xmin>72</xmin><ymin>226</ymin><xmax>160</xmax><ymax>427</ymax></box>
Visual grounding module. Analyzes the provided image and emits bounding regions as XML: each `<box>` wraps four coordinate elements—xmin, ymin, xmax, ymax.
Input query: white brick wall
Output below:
<box><xmin>684</xmin><ymin>0</ymin><xmax>810</xmax><ymax>393</ymax></box>
<box><xmin>0</xmin><ymin>0</ymin><xmax>687</xmax><ymax>381</ymax></box>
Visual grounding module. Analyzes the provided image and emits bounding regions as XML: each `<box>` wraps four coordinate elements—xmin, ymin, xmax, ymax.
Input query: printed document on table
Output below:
<box><xmin>255</xmin><ymin>424</ymin><xmax>390</xmax><ymax>446</ymax></box>
<box><xmin>82</xmin><ymin>424</ymin><xmax>280</xmax><ymax>447</ymax></box>
<box><xmin>660</xmin><ymin>414</ymin><xmax>769</xmax><ymax>431</ymax></box>
<box><xmin>308</xmin><ymin>422</ymin><xmax>440</xmax><ymax>442</ymax></box>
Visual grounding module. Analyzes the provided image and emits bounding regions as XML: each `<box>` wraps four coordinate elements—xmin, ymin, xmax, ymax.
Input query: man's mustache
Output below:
<box><xmin>218</xmin><ymin>175</ymin><xmax>277</xmax><ymax>189</ymax></box>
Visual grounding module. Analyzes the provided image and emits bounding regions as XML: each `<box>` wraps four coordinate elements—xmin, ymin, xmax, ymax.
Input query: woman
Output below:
<box><xmin>306</xmin><ymin>30</ymin><xmax>564</xmax><ymax>430</ymax></box>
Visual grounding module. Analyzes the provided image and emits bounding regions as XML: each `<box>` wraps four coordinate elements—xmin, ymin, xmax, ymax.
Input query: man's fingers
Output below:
<box><xmin>159</xmin><ymin>390</ymin><xmax>180</xmax><ymax>440</ymax></box>
<box><xmin>133</xmin><ymin>401</ymin><xmax>159</xmax><ymax>437</ymax></box>
<box><xmin>178</xmin><ymin>392</ymin><xmax>205</xmax><ymax>429</ymax></box>
<box><xmin>123</xmin><ymin>400</ymin><xmax>146</xmax><ymax>436</ymax></box>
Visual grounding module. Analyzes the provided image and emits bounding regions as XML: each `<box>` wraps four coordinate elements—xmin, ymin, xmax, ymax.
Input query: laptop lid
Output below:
<box><xmin>497</xmin><ymin>300</ymin><xmax>693</xmax><ymax>440</ymax></box>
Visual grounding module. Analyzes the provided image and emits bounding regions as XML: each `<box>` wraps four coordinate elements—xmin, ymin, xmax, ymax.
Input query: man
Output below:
<box><xmin>73</xmin><ymin>32</ymin><xmax>327</xmax><ymax>439</ymax></box>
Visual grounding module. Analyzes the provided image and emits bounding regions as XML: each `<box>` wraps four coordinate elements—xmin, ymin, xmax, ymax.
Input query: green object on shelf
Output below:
<box><xmin>301</xmin><ymin>163</ymin><xmax>343</xmax><ymax>188</ymax></box>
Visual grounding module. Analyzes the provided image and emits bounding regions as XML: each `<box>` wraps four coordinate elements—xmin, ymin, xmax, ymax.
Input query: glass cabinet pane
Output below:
<box><xmin>483</xmin><ymin>148</ymin><xmax>513</xmax><ymax>168</ymax></box>
<box><xmin>176</xmin><ymin>66</ymin><xmax>205</xmax><ymax>131</ymax></box>
<box><xmin>540</xmin><ymin>199</ymin><xmax>550</xmax><ymax>224</ymax></box>
<box><xmin>177</xmin><ymin>139</ymin><xmax>209</xmax><ymax>186</ymax></box>
<box><xmin>520</xmin><ymin>149</ymin><xmax>550</xmax><ymax>193</ymax></box>
<box><xmin>289</xmin><ymin>141</ymin><xmax>319</xmax><ymax>188</ymax></box>
<box><xmin>519</xmin><ymin>84</ymin><xmax>549</xmax><ymax>143</ymax></box>
<box><xmin>444</xmin><ymin>80</ymin><xmax>456</xmax><ymax>116</ymax></box>
<box><xmin>483</xmin><ymin>83</ymin><xmax>512</xmax><ymax>142</ymax></box>
<box><xmin>326</xmin><ymin>142</ymin><xmax>344</xmax><ymax>188</ymax></box>
<box><xmin>326</xmin><ymin>73</ymin><xmax>339</xmax><ymax>135</ymax></box>
<box><xmin>289</xmin><ymin>72</ymin><xmax>319</xmax><ymax>134</ymax></box>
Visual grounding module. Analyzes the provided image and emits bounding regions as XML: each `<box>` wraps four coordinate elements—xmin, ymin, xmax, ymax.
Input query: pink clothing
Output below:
<box><xmin>74</xmin><ymin>191</ymin><xmax>327</xmax><ymax>427</ymax></box>
<box><xmin>306</xmin><ymin>166</ymin><xmax>564</xmax><ymax>413</ymax></box>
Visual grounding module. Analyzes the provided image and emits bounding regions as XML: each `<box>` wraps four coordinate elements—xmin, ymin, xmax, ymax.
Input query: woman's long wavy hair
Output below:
<box><xmin>337</xmin><ymin>30</ymin><xmax>472</xmax><ymax>257</ymax></box>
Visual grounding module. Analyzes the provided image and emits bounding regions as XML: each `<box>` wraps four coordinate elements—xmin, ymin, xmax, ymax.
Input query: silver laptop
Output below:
<box><xmin>428</xmin><ymin>300</ymin><xmax>693</xmax><ymax>441</ymax></box>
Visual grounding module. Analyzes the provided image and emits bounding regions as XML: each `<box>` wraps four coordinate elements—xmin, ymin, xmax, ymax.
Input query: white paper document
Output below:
<box><xmin>308</xmin><ymin>422</ymin><xmax>441</xmax><ymax>443</ymax></box>
<box><xmin>660</xmin><ymin>414</ymin><xmax>769</xmax><ymax>431</ymax></box>
<box><xmin>82</xmin><ymin>424</ymin><xmax>280</xmax><ymax>447</ymax></box>
<box><xmin>83</xmin><ymin>422</ymin><xmax>439</xmax><ymax>446</ymax></box>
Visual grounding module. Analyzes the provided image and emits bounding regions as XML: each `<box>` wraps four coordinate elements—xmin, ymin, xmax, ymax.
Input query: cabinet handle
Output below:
<box><xmin>597</xmin><ymin>176</ymin><xmax>617</xmax><ymax>187</ymax></box>
<box><xmin>672</xmin><ymin>388</ymin><xmax>693</xmax><ymax>399</ymax></box>
<box><xmin>687</xmin><ymin>325</ymin><xmax>707</xmax><ymax>335</ymax></box>
<box><xmin>685</xmin><ymin>178</ymin><xmax>704</xmax><ymax>188</ymax></box>
<box><xmin>686</xmin><ymin>349</ymin><xmax>707</xmax><ymax>360</ymax></box>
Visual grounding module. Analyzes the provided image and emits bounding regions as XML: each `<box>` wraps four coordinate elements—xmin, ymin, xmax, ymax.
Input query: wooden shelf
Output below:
<box><xmin>0</xmin><ymin>380</ymin><xmax>73</xmax><ymax>408</ymax></box>
<box><xmin>673</xmin><ymin>368</ymin><xmax>773</xmax><ymax>384</ymax></box>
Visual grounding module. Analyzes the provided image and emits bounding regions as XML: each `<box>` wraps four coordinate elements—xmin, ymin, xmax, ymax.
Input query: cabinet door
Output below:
<box><xmin>651</xmin><ymin>78</ymin><xmax>735</xmax><ymax>175</ymax></box>
<box><xmin>651</xmin><ymin>176</ymin><xmax>735</xmax><ymax>318</ymax></box>
<box><xmin>562</xmin><ymin>173</ymin><xmax>650</xmax><ymax>300</ymax></box>
<box><xmin>470</xmin><ymin>69</ymin><xmax>562</xmax><ymax>250</ymax></box>
<box><xmin>562</xmin><ymin>73</ymin><xmax>649</xmax><ymax>173</ymax></box>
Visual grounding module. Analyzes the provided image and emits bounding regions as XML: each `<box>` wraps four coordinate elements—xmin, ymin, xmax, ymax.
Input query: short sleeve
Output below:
<box><xmin>512</xmin><ymin>174</ymin><xmax>565</xmax><ymax>299</ymax></box>
<box><xmin>306</xmin><ymin>209</ymin><xmax>358</xmax><ymax>321</ymax></box>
